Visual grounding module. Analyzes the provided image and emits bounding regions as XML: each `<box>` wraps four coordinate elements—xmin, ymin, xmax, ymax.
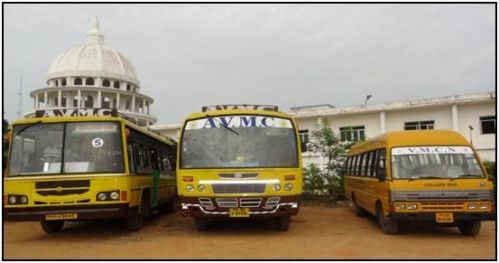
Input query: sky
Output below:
<box><xmin>3</xmin><ymin>3</ymin><xmax>495</xmax><ymax>124</ymax></box>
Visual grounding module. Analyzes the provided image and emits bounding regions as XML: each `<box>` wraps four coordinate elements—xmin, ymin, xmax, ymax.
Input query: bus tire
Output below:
<box><xmin>458</xmin><ymin>221</ymin><xmax>481</xmax><ymax>236</ymax></box>
<box><xmin>164</xmin><ymin>197</ymin><xmax>179</xmax><ymax>213</ymax></box>
<box><xmin>125</xmin><ymin>207</ymin><xmax>144</xmax><ymax>231</ymax></box>
<box><xmin>195</xmin><ymin>217</ymin><xmax>208</xmax><ymax>231</ymax></box>
<box><xmin>275</xmin><ymin>216</ymin><xmax>291</xmax><ymax>231</ymax></box>
<box><xmin>352</xmin><ymin>195</ymin><xmax>368</xmax><ymax>217</ymax></box>
<box><xmin>40</xmin><ymin>220</ymin><xmax>64</xmax><ymax>234</ymax></box>
<box><xmin>377</xmin><ymin>204</ymin><xmax>398</xmax><ymax>235</ymax></box>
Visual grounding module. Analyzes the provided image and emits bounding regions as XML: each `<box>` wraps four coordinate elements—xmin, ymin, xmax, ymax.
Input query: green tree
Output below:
<box><xmin>303</xmin><ymin>119</ymin><xmax>355</xmax><ymax>202</ymax></box>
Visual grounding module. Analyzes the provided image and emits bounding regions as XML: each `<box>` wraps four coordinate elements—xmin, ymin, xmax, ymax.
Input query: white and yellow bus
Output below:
<box><xmin>4</xmin><ymin>108</ymin><xmax>177</xmax><ymax>233</ymax></box>
<box><xmin>177</xmin><ymin>105</ymin><xmax>303</xmax><ymax>231</ymax></box>
<box><xmin>344</xmin><ymin>130</ymin><xmax>495</xmax><ymax>236</ymax></box>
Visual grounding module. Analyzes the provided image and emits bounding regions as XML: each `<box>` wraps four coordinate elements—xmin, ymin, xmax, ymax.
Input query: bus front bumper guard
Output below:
<box><xmin>181</xmin><ymin>202</ymin><xmax>298</xmax><ymax>216</ymax></box>
<box><xmin>5</xmin><ymin>204</ymin><xmax>129</xmax><ymax>221</ymax></box>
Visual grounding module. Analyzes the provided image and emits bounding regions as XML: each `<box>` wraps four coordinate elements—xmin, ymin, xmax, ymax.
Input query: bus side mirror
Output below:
<box><xmin>301</xmin><ymin>142</ymin><xmax>307</xmax><ymax>153</ymax></box>
<box><xmin>378</xmin><ymin>158</ymin><xmax>386</xmax><ymax>182</ymax></box>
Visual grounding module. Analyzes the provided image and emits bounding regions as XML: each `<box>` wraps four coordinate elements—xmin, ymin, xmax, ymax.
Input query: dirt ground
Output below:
<box><xmin>3</xmin><ymin>204</ymin><xmax>496</xmax><ymax>260</ymax></box>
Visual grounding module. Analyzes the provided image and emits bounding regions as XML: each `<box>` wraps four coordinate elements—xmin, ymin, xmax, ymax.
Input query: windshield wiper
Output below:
<box><xmin>206</xmin><ymin>114</ymin><xmax>239</xmax><ymax>136</ymax></box>
<box><xmin>15</xmin><ymin>120</ymin><xmax>42</xmax><ymax>135</ymax></box>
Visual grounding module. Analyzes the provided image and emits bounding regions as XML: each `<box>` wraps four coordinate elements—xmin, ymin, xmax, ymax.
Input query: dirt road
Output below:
<box><xmin>3</xmin><ymin>205</ymin><xmax>496</xmax><ymax>259</ymax></box>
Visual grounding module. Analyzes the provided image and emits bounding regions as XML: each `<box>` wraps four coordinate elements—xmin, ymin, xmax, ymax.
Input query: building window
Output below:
<box><xmin>113</xmin><ymin>81</ymin><xmax>120</xmax><ymax>89</ymax></box>
<box><xmin>127</xmin><ymin>84</ymin><xmax>131</xmax><ymax>91</ymax></box>
<box><xmin>85</xmin><ymin>78</ymin><xmax>95</xmax><ymax>86</ymax></box>
<box><xmin>74</xmin><ymin>78</ymin><xmax>82</xmax><ymax>85</ymax></box>
<box><xmin>340</xmin><ymin>126</ymin><xmax>365</xmax><ymax>142</ymax></box>
<box><xmin>480</xmin><ymin>116</ymin><xmax>496</xmax><ymax>134</ymax></box>
<box><xmin>84</xmin><ymin>95</ymin><xmax>94</xmax><ymax>108</ymax></box>
<box><xmin>102</xmin><ymin>97</ymin><xmax>110</xmax><ymax>109</ymax></box>
<box><xmin>61</xmin><ymin>79</ymin><xmax>67</xmax><ymax>86</ymax></box>
<box><xmin>103</xmin><ymin>79</ymin><xmax>110</xmax><ymax>87</ymax></box>
<box><xmin>299</xmin><ymin>130</ymin><xmax>309</xmax><ymax>144</ymax></box>
<box><xmin>404</xmin><ymin>120</ymin><xmax>434</xmax><ymax>130</ymax></box>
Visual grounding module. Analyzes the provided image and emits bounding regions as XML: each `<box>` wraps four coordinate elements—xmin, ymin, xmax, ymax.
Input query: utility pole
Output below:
<box><xmin>17</xmin><ymin>77</ymin><xmax>23</xmax><ymax>119</ymax></box>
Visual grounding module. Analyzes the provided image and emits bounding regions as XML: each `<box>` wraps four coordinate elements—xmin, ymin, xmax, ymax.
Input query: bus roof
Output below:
<box><xmin>349</xmin><ymin>130</ymin><xmax>471</xmax><ymax>154</ymax></box>
<box><xmin>10</xmin><ymin>116</ymin><xmax>176</xmax><ymax>146</ymax></box>
<box><xmin>182</xmin><ymin>108</ymin><xmax>295</xmax><ymax>122</ymax></box>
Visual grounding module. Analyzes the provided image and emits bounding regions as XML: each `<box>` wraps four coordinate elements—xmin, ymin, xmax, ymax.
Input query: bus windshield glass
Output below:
<box><xmin>180</xmin><ymin>115</ymin><xmax>298</xmax><ymax>169</ymax></box>
<box><xmin>391</xmin><ymin>146</ymin><xmax>484</xmax><ymax>179</ymax></box>
<box><xmin>8</xmin><ymin>122</ymin><xmax>123</xmax><ymax>176</ymax></box>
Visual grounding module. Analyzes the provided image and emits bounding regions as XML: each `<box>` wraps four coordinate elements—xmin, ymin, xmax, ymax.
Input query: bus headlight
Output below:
<box><xmin>198</xmin><ymin>184</ymin><xmax>206</xmax><ymax>192</ymax></box>
<box><xmin>479</xmin><ymin>203</ymin><xmax>490</xmax><ymax>210</ymax></box>
<box><xmin>406</xmin><ymin>204</ymin><xmax>418</xmax><ymax>210</ymax></box>
<box><xmin>186</xmin><ymin>185</ymin><xmax>194</xmax><ymax>192</ymax></box>
<box><xmin>97</xmin><ymin>193</ymin><xmax>107</xmax><ymax>201</ymax></box>
<box><xmin>19</xmin><ymin>196</ymin><xmax>28</xmax><ymax>204</ymax></box>
<box><xmin>395</xmin><ymin>204</ymin><xmax>406</xmax><ymax>210</ymax></box>
<box><xmin>467</xmin><ymin>203</ymin><xmax>478</xmax><ymax>210</ymax></box>
<box><xmin>284</xmin><ymin>183</ymin><xmax>293</xmax><ymax>191</ymax></box>
<box><xmin>8</xmin><ymin>196</ymin><xmax>17</xmax><ymax>204</ymax></box>
<box><xmin>272</xmin><ymin>184</ymin><xmax>281</xmax><ymax>191</ymax></box>
<box><xmin>110</xmin><ymin>191</ymin><xmax>120</xmax><ymax>200</ymax></box>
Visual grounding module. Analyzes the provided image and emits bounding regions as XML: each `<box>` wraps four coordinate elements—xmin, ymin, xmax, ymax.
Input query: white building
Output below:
<box><xmin>151</xmin><ymin>91</ymin><xmax>496</xmax><ymax>163</ymax></box>
<box><xmin>24</xmin><ymin>18</ymin><xmax>156</xmax><ymax>126</ymax></box>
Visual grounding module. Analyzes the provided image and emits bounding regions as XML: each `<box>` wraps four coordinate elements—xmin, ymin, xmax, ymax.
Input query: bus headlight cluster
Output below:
<box><xmin>468</xmin><ymin>203</ymin><xmax>490</xmax><ymax>210</ymax></box>
<box><xmin>272</xmin><ymin>184</ymin><xmax>281</xmax><ymax>191</ymax></box>
<box><xmin>186</xmin><ymin>185</ymin><xmax>194</xmax><ymax>192</ymax></box>
<box><xmin>96</xmin><ymin>191</ymin><xmax>120</xmax><ymax>201</ymax></box>
<box><xmin>8</xmin><ymin>195</ymin><xmax>28</xmax><ymax>205</ymax></box>
<box><xmin>395</xmin><ymin>203</ymin><xmax>418</xmax><ymax>211</ymax></box>
<box><xmin>284</xmin><ymin>183</ymin><xmax>293</xmax><ymax>191</ymax></box>
<box><xmin>198</xmin><ymin>184</ymin><xmax>206</xmax><ymax>192</ymax></box>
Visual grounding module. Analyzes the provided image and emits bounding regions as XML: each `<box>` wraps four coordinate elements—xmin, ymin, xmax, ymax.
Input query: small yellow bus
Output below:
<box><xmin>343</xmin><ymin>130</ymin><xmax>495</xmax><ymax>236</ymax></box>
<box><xmin>177</xmin><ymin>105</ymin><xmax>303</xmax><ymax>231</ymax></box>
<box><xmin>4</xmin><ymin>109</ymin><xmax>177</xmax><ymax>233</ymax></box>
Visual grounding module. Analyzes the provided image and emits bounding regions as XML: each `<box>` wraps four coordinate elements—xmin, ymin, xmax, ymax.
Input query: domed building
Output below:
<box><xmin>25</xmin><ymin>18</ymin><xmax>156</xmax><ymax>126</ymax></box>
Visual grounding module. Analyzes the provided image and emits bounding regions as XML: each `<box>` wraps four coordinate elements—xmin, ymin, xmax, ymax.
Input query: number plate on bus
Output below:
<box><xmin>435</xmin><ymin>212</ymin><xmax>453</xmax><ymax>223</ymax></box>
<box><xmin>45</xmin><ymin>213</ymin><xmax>78</xmax><ymax>220</ymax></box>
<box><xmin>229</xmin><ymin>208</ymin><xmax>250</xmax><ymax>217</ymax></box>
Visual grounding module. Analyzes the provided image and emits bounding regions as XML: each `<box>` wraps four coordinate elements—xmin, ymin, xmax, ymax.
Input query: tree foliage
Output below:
<box><xmin>303</xmin><ymin>119</ymin><xmax>355</xmax><ymax>202</ymax></box>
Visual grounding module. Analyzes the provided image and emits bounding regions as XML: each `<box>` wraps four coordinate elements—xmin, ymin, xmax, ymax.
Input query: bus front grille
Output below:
<box><xmin>392</xmin><ymin>190</ymin><xmax>492</xmax><ymax>201</ymax></box>
<box><xmin>420</xmin><ymin>202</ymin><xmax>465</xmax><ymax>211</ymax></box>
<box><xmin>212</xmin><ymin>184</ymin><xmax>266</xmax><ymax>194</ymax></box>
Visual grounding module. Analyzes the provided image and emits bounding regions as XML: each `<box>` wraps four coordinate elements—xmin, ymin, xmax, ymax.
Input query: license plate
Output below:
<box><xmin>45</xmin><ymin>213</ymin><xmax>78</xmax><ymax>220</ymax></box>
<box><xmin>229</xmin><ymin>208</ymin><xmax>250</xmax><ymax>217</ymax></box>
<box><xmin>436</xmin><ymin>212</ymin><xmax>454</xmax><ymax>223</ymax></box>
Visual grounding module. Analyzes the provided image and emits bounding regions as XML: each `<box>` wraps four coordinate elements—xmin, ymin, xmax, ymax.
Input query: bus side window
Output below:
<box><xmin>365</xmin><ymin>152</ymin><xmax>372</xmax><ymax>177</ymax></box>
<box><xmin>133</xmin><ymin>144</ymin><xmax>142</xmax><ymax>169</ymax></box>
<box><xmin>143</xmin><ymin>146</ymin><xmax>151</xmax><ymax>168</ymax></box>
<box><xmin>157</xmin><ymin>151</ymin><xmax>163</xmax><ymax>170</ymax></box>
<box><xmin>150</xmin><ymin>148</ymin><xmax>158</xmax><ymax>170</ymax></box>
<box><xmin>127</xmin><ymin>144</ymin><xmax>135</xmax><ymax>174</ymax></box>
<box><xmin>354</xmin><ymin>155</ymin><xmax>360</xmax><ymax>176</ymax></box>
<box><xmin>162</xmin><ymin>153</ymin><xmax>172</xmax><ymax>171</ymax></box>
<box><xmin>371</xmin><ymin>150</ymin><xmax>378</xmax><ymax>178</ymax></box>
<box><xmin>377</xmin><ymin>149</ymin><xmax>387</xmax><ymax>181</ymax></box>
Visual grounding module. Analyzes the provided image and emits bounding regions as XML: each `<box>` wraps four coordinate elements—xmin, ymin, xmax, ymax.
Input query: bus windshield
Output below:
<box><xmin>391</xmin><ymin>146</ymin><xmax>484</xmax><ymax>179</ymax></box>
<box><xmin>8</xmin><ymin>121</ymin><xmax>123</xmax><ymax>176</ymax></box>
<box><xmin>180</xmin><ymin>115</ymin><xmax>298</xmax><ymax>169</ymax></box>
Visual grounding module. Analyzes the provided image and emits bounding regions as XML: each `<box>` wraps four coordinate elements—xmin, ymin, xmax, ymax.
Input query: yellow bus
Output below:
<box><xmin>343</xmin><ymin>130</ymin><xmax>495</xmax><ymax>236</ymax></box>
<box><xmin>4</xmin><ymin>108</ymin><xmax>177</xmax><ymax>233</ymax></box>
<box><xmin>177</xmin><ymin>105</ymin><xmax>303</xmax><ymax>231</ymax></box>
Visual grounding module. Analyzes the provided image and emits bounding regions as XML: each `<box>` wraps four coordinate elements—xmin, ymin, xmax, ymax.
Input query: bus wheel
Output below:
<box><xmin>40</xmin><ymin>220</ymin><xmax>64</xmax><ymax>234</ymax></box>
<box><xmin>164</xmin><ymin>197</ymin><xmax>179</xmax><ymax>213</ymax></box>
<box><xmin>125</xmin><ymin>208</ymin><xmax>144</xmax><ymax>231</ymax></box>
<box><xmin>275</xmin><ymin>216</ymin><xmax>291</xmax><ymax>231</ymax></box>
<box><xmin>458</xmin><ymin>221</ymin><xmax>481</xmax><ymax>236</ymax></box>
<box><xmin>195</xmin><ymin>217</ymin><xmax>208</xmax><ymax>231</ymax></box>
<box><xmin>377</xmin><ymin>205</ymin><xmax>398</xmax><ymax>235</ymax></box>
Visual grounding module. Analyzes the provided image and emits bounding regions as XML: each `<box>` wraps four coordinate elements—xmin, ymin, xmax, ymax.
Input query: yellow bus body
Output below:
<box><xmin>344</xmin><ymin>130</ymin><xmax>495</xmax><ymax>235</ymax></box>
<box><xmin>177</xmin><ymin>109</ymin><xmax>303</xmax><ymax>230</ymax></box>
<box><xmin>4</xmin><ymin>115</ymin><xmax>177</xmax><ymax>231</ymax></box>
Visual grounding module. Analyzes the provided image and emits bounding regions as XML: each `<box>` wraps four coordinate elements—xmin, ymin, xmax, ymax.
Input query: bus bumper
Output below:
<box><xmin>5</xmin><ymin>204</ymin><xmax>129</xmax><ymax>221</ymax></box>
<box><xmin>180</xmin><ymin>195</ymin><xmax>300</xmax><ymax>218</ymax></box>
<box><xmin>389</xmin><ymin>212</ymin><xmax>496</xmax><ymax>222</ymax></box>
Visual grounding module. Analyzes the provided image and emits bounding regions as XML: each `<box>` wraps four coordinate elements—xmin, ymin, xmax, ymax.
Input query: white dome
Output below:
<box><xmin>47</xmin><ymin>18</ymin><xmax>139</xmax><ymax>85</ymax></box>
